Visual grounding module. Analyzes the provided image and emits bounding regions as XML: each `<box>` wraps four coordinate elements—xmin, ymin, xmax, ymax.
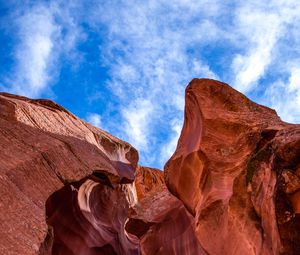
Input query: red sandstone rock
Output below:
<box><xmin>43</xmin><ymin>178</ymin><xmax>139</xmax><ymax>255</ymax></box>
<box><xmin>134</xmin><ymin>166</ymin><xmax>164</xmax><ymax>200</ymax></box>
<box><xmin>165</xmin><ymin>78</ymin><xmax>300</xmax><ymax>255</ymax></box>
<box><xmin>129</xmin><ymin>167</ymin><xmax>205</xmax><ymax>255</ymax></box>
<box><xmin>0</xmin><ymin>92</ymin><xmax>139</xmax><ymax>254</ymax></box>
<box><xmin>1</xmin><ymin>78</ymin><xmax>300</xmax><ymax>255</ymax></box>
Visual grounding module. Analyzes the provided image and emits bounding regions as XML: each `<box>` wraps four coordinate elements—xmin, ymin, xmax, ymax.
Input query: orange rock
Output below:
<box><xmin>165</xmin><ymin>78</ymin><xmax>300</xmax><ymax>255</ymax></box>
<box><xmin>134</xmin><ymin>166</ymin><xmax>164</xmax><ymax>200</ymax></box>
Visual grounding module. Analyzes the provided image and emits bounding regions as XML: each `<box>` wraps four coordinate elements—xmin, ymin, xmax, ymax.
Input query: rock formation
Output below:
<box><xmin>0</xmin><ymin>92</ymin><xmax>139</xmax><ymax>254</ymax></box>
<box><xmin>165</xmin><ymin>79</ymin><xmax>300</xmax><ymax>255</ymax></box>
<box><xmin>0</xmin><ymin>78</ymin><xmax>299</xmax><ymax>255</ymax></box>
<box><xmin>128</xmin><ymin>166</ymin><xmax>205</xmax><ymax>255</ymax></box>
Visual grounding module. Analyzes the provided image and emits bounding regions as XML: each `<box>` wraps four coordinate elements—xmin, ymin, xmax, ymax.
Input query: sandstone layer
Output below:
<box><xmin>1</xmin><ymin>78</ymin><xmax>300</xmax><ymax>255</ymax></box>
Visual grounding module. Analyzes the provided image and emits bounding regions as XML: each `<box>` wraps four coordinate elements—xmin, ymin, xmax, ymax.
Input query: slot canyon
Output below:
<box><xmin>0</xmin><ymin>79</ymin><xmax>299</xmax><ymax>254</ymax></box>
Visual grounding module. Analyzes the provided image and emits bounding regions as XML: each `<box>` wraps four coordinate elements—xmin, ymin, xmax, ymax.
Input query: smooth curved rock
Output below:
<box><xmin>165</xmin><ymin>78</ymin><xmax>300</xmax><ymax>255</ymax></box>
<box><xmin>43</xmin><ymin>177</ymin><xmax>139</xmax><ymax>255</ymax></box>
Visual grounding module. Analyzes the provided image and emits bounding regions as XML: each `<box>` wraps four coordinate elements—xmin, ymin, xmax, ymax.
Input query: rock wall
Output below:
<box><xmin>165</xmin><ymin>79</ymin><xmax>300</xmax><ymax>255</ymax></box>
<box><xmin>0</xmin><ymin>92</ymin><xmax>139</xmax><ymax>254</ymax></box>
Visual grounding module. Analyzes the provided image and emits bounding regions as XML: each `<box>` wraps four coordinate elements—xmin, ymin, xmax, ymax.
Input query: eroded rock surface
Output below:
<box><xmin>1</xmin><ymin>78</ymin><xmax>300</xmax><ymax>255</ymax></box>
<box><xmin>134</xmin><ymin>166</ymin><xmax>164</xmax><ymax>200</ymax></box>
<box><xmin>43</xmin><ymin>177</ymin><xmax>139</xmax><ymax>255</ymax></box>
<box><xmin>0</xmin><ymin>92</ymin><xmax>139</xmax><ymax>254</ymax></box>
<box><xmin>129</xmin><ymin>167</ymin><xmax>205</xmax><ymax>255</ymax></box>
<box><xmin>165</xmin><ymin>78</ymin><xmax>300</xmax><ymax>255</ymax></box>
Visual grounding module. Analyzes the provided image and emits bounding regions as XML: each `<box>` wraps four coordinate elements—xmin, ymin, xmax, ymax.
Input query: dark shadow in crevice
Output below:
<box><xmin>39</xmin><ymin>169</ymin><xmax>140</xmax><ymax>255</ymax></box>
<box><xmin>38</xmin><ymin>174</ymin><xmax>118</xmax><ymax>255</ymax></box>
<box><xmin>91</xmin><ymin>170</ymin><xmax>114</xmax><ymax>188</ymax></box>
<box><xmin>257</xmin><ymin>129</ymin><xmax>278</xmax><ymax>150</ymax></box>
<box><xmin>39</xmin><ymin>178</ymin><xmax>118</xmax><ymax>255</ymax></box>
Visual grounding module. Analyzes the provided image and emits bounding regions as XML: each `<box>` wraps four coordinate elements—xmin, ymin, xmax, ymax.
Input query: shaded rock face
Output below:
<box><xmin>42</xmin><ymin>177</ymin><xmax>139</xmax><ymax>255</ymax></box>
<box><xmin>1</xmin><ymin>78</ymin><xmax>300</xmax><ymax>255</ymax></box>
<box><xmin>165</xmin><ymin>79</ymin><xmax>300</xmax><ymax>255</ymax></box>
<box><xmin>0</xmin><ymin>93</ymin><xmax>139</xmax><ymax>254</ymax></box>
<box><xmin>129</xmin><ymin>167</ymin><xmax>205</xmax><ymax>255</ymax></box>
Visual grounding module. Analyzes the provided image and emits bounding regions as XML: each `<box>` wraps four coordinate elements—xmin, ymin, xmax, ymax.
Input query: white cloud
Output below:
<box><xmin>192</xmin><ymin>60</ymin><xmax>219</xmax><ymax>81</ymax></box>
<box><xmin>265</xmin><ymin>66</ymin><xmax>300</xmax><ymax>123</ymax></box>
<box><xmin>49</xmin><ymin>1</ymin><xmax>300</xmax><ymax>166</ymax></box>
<box><xmin>11</xmin><ymin>5</ymin><xmax>60</xmax><ymax>97</ymax></box>
<box><xmin>95</xmin><ymin>0</ymin><xmax>300</xmax><ymax>166</ymax></box>
<box><xmin>288</xmin><ymin>67</ymin><xmax>300</xmax><ymax>95</ymax></box>
<box><xmin>4</xmin><ymin>0</ymin><xmax>300</xmax><ymax>168</ymax></box>
<box><xmin>87</xmin><ymin>113</ymin><xmax>102</xmax><ymax>128</ymax></box>
<box><xmin>231</xmin><ymin>1</ymin><xmax>300</xmax><ymax>93</ymax></box>
<box><xmin>122</xmin><ymin>99</ymin><xmax>154</xmax><ymax>150</ymax></box>
<box><xmin>232</xmin><ymin>8</ymin><xmax>281</xmax><ymax>93</ymax></box>
<box><xmin>5</xmin><ymin>2</ymin><xmax>82</xmax><ymax>98</ymax></box>
<box><xmin>90</xmin><ymin>0</ymin><xmax>220</xmax><ymax>166</ymax></box>
<box><xmin>160</xmin><ymin>118</ymin><xmax>182</xmax><ymax>165</ymax></box>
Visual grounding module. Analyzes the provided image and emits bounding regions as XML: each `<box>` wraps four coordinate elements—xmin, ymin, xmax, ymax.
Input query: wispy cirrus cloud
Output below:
<box><xmin>3</xmin><ymin>2</ymin><xmax>83</xmax><ymax>98</ymax></box>
<box><xmin>232</xmin><ymin>11</ymin><xmax>281</xmax><ymax>93</ymax></box>
<box><xmin>264</xmin><ymin>66</ymin><xmax>300</xmax><ymax>123</ymax></box>
<box><xmin>85</xmin><ymin>0</ymin><xmax>300</xmax><ymax>165</ymax></box>
<box><xmin>11</xmin><ymin>4</ymin><xmax>60</xmax><ymax>97</ymax></box>
<box><xmin>86</xmin><ymin>113</ymin><xmax>102</xmax><ymax>128</ymax></box>
<box><xmin>230</xmin><ymin>1</ymin><xmax>300</xmax><ymax>123</ymax></box>
<box><xmin>121</xmin><ymin>99</ymin><xmax>154</xmax><ymax>150</ymax></box>
<box><xmin>2</xmin><ymin>0</ymin><xmax>300</xmax><ymax>168</ymax></box>
<box><xmin>160</xmin><ymin>118</ymin><xmax>183</xmax><ymax>165</ymax></box>
<box><xmin>88</xmin><ymin>0</ymin><xmax>221</xmax><ymax>165</ymax></box>
<box><xmin>231</xmin><ymin>1</ymin><xmax>300</xmax><ymax>93</ymax></box>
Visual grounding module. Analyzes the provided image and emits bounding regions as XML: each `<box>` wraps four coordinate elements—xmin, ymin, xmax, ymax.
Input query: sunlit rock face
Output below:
<box><xmin>165</xmin><ymin>78</ymin><xmax>300</xmax><ymax>255</ymax></box>
<box><xmin>134</xmin><ymin>166</ymin><xmax>164</xmax><ymax>200</ymax></box>
<box><xmin>1</xmin><ymin>78</ymin><xmax>300</xmax><ymax>255</ymax></box>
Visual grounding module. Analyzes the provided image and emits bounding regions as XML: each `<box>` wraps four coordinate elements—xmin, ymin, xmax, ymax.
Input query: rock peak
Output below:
<box><xmin>165</xmin><ymin>78</ymin><xmax>300</xmax><ymax>254</ymax></box>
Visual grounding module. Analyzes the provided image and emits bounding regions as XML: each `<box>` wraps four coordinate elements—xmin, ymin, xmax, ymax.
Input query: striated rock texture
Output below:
<box><xmin>1</xmin><ymin>78</ymin><xmax>300</xmax><ymax>255</ymax></box>
<box><xmin>165</xmin><ymin>78</ymin><xmax>300</xmax><ymax>255</ymax></box>
<box><xmin>0</xmin><ymin>92</ymin><xmax>139</xmax><ymax>254</ymax></box>
<box><xmin>134</xmin><ymin>166</ymin><xmax>164</xmax><ymax>200</ymax></box>
<box><xmin>0</xmin><ymin>92</ymin><xmax>202</xmax><ymax>255</ymax></box>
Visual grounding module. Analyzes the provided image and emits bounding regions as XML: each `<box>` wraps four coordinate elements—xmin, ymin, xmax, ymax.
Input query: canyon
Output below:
<box><xmin>0</xmin><ymin>78</ymin><xmax>299</xmax><ymax>254</ymax></box>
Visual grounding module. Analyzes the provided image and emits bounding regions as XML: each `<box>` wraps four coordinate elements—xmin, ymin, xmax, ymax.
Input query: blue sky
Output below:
<box><xmin>1</xmin><ymin>1</ymin><xmax>300</xmax><ymax>169</ymax></box>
